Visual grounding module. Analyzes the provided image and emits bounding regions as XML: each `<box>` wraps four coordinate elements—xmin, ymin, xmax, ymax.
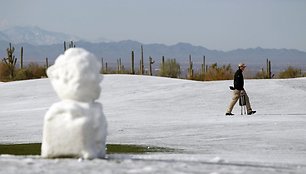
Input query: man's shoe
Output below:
<box><xmin>247</xmin><ymin>111</ymin><xmax>256</xmax><ymax>115</ymax></box>
<box><xmin>225</xmin><ymin>113</ymin><xmax>234</xmax><ymax>116</ymax></box>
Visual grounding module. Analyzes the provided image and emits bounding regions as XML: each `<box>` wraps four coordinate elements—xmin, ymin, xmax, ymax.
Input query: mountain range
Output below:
<box><xmin>0</xmin><ymin>26</ymin><xmax>305</xmax><ymax>72</ymax></box>
<box><xmin>0</xmin><ymin>26</ymin><xmax>80</xmax><ymax>45</ymax></box>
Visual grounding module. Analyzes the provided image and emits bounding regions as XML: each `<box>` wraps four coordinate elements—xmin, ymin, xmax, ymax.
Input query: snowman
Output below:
<box><xmin>41</xmin><ymin>48</ymin><xmax>107</xmax><ymax>159</ymax></box>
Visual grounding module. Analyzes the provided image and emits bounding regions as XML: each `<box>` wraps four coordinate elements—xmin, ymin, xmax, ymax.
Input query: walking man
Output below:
<box><xmin>226</xmin><ymin>63</ymin><xmax>256</xmax><ymax>116</ymax></box>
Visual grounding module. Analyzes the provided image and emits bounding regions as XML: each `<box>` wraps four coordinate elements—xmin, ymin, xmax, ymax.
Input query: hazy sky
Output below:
<box><xmin>0</xmin><ymin>0</ymin><xmax>305</xmax><ymax>51</ymax></box>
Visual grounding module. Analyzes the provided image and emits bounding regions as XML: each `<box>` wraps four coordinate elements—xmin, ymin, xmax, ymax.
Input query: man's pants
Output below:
<box><xmin>226</xmin><ymin>89</ymin><xmax>252</xmax><ymax>113</ymax></box>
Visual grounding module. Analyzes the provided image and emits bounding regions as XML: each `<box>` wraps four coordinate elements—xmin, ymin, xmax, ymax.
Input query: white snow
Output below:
<box><xmin>46</xmin><ymin>48</ymin><xmax>102</xmax><ymax>102</ymax></box>
<box><xmin>41</xmin><ymin>48</ymin><xmax>107</xmax><ymax>159</ymax></box>
<box><xmin>0</xmin><ymin>75</ymin><xmax>306</xmax><ymax>173</ymax></box>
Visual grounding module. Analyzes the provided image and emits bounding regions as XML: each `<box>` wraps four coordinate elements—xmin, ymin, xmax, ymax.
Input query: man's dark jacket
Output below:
<box><xmin>234</xmin><ymin>68</ymin><xmax>244</xmax><ymax>90</ymax></box>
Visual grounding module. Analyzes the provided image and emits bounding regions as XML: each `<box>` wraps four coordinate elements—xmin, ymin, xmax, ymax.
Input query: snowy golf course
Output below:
<box><xmin>0</xmin><ymin>75</ymin><xmax>306</xmax><ymax>173</ymax></box>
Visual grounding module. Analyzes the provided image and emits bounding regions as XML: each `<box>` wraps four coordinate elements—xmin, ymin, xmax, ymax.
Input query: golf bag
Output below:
<box><xmin>239</xmin><ymin>94</ymin><xmax>247</xmax><ymax>115</ymax></box>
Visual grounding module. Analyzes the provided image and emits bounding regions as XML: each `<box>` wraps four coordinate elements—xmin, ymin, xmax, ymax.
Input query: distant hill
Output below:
<box><xmin>0</xmin><ymin>26</ymin><xmax>80</xmax><ymax>45</ymax></box>
<box><xmin>0</xmin><ymin>26</ymin><xmax>305</xmax><ymax>72</ymax></box>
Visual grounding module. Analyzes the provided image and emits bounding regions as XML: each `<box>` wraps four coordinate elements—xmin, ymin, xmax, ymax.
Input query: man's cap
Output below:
<box><xmin>238</xmin><ymin>63</ymin><xmax>246</xmax><ymax>67</ymax></box>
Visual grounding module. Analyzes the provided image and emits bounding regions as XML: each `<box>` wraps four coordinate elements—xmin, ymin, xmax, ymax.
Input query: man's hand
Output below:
<box><xmin>240</xmin><ymin>90</ymin><xmax>246</xmax><ymax>96</ymax></box>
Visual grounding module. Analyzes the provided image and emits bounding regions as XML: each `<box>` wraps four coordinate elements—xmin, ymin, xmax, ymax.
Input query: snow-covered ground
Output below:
<box><xmin>1</xmin><ymin>75</ymin><xmax>306</xmax><ymax>173</ymax></box>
